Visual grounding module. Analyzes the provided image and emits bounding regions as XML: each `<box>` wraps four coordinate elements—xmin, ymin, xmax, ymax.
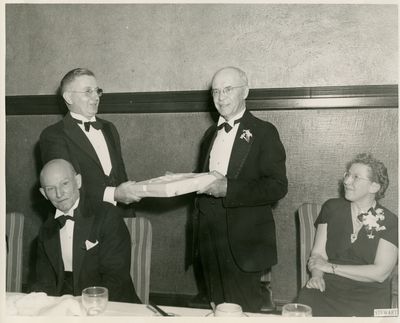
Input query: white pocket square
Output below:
<box><xmin>85</xmin><ymin>240</ymin><xmax>99</xmax><ymax>250</ymax></box>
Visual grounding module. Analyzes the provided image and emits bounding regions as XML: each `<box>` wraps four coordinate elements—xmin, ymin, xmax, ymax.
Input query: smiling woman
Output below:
<box><xmin>297</xmin><ymin>153</ymin><xmax>398</xmax><ymax>317</ymax></box>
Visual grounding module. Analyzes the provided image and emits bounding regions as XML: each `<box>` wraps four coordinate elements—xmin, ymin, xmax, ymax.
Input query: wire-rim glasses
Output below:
<box><xmin>69</xmin><ymin>88</ymin><xmax>103</xmax><ymax>97</ymax></box>
<box><xmin>211</xmin><ymin>85</ymin><xmax>247</xmax><ymax>96</ymax></box>
<box><xmin>343</xmin><ymin>171</ymin><xmax>371</xmax><ymax>183</ymax></box>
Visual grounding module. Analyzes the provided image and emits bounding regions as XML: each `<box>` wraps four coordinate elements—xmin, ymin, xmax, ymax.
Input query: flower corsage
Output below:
<box><xmin>358</xmin><ymin>208</ymin><xmax>386</xmax><ymax>239</ymax></box>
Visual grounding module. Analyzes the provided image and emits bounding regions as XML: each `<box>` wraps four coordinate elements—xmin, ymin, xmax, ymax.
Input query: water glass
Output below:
<box><xmin>215</xmin><ymin>303</ymin><xmax>243</xmax><ymax>316</ymax></box>
<box><xmin>282</xmin><ymin>303</ymin><xmax>312</xmax><ymax>317</ymax></box>
<box><xmin>82</xmin><ymin>286</ymin><xmax>108</xmax><ymax>316</ymax></box>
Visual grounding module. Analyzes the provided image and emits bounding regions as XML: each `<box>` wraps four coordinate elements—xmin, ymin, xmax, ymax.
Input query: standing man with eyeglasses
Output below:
<box><xmin>40</xmin><ymin>68</ymin><xmax>141</xmax><ymax>218</ymax></box>
<box><xmin>195</xmin><ymin>66</ymin><xmax>288</xmax><ymax>312</ymax></box>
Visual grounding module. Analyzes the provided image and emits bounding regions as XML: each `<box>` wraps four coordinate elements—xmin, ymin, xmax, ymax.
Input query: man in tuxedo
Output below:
<box><xmin>40</xmin><ymin>68</ymin><xmax>140</xmax><ymax>217</ymax></box>
<box><xmin>32</xmin><ymin>159</ymin><xmax>140</xmax><ymax>303</ymax></box>
<box><xmin>196</xmin><ymin>67</ymin><xmax>288</xmax><ymax>312</ymax></box>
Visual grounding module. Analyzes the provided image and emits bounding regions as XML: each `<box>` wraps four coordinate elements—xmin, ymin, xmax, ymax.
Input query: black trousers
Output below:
<box><xmin>198</xmin><ymin>199</ymin><xmax>262</xmax><ymax>313</ymax></box>
<box><xmin>61</xmin><ymin>271</ymin><xmax>74</xmax><ymax>295</ymax></box>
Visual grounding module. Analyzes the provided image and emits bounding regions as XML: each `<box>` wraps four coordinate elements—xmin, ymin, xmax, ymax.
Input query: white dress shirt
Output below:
<box><xmin>209</xmin><ymin>109</ymin><xmax>245</xmax><ymax>176</ymax></box>
<box><xmin>70</xmin><ymin>112</ymin><xmax>116</xmax><ymax>205</ymax></box>
<box><xmin>54</xmin><ymin>198</ymin><xmax>80</xmax><ymax>272</ymax></box>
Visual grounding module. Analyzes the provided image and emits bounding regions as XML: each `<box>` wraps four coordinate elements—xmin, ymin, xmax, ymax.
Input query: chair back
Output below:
<box><xmin>297</xmin><ymin>203</ymin><xmax>398</xmax><ymax>309</ymax></box>
<box><xmin>6</xmin><ymin>212</ymin><xmax>25</xmax><ymax>292</ymax></box>
<box><xmin>124</xmin><ymin>216</ymin><xmax>152</xmax><ymax>304</ymax></box>
<box><xmin>297</xmin><ymin>203</ymin><xmax>321</xmax><ymax>288</ymax></box>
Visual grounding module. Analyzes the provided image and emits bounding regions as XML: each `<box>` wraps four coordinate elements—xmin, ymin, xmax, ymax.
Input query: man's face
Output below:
<box><xmin>63</xmin><ymin>75</ymin><xmax>100</xmax><ymax>119</ymax></box>
<box><xmin>40</xmin><ymin>163</ymin><xmax>81</xmax><ymax>213</ymax></box>
<box><xmin>211</xmin><ymin>69</ymin><xmax>249</xmax><ymax>121</ymax></box>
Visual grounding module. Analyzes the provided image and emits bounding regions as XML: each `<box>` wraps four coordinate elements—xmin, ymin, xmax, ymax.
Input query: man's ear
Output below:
<box><xmin>75</xmin><ymin>174</ymin><xmax>82</xmax><ymax>189</ymax></box>
<box><xmin>63</xmin><ymin>91</ymin><xmax>73</xmax><ymax>105</ymax></box>
<box><xmin>39</xmin><ymin>187</ymin><xmax>48</xmax><ymax>200</ymax></box>
<box><xmin>243</xmin><ymin>86</ymin><xmax>249</xmax><ymax>100</ymax></box>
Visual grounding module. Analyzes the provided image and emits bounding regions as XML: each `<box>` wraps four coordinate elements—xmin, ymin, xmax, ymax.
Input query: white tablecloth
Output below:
<box><xmin>6</xmin><ymin>293</ymin><xmax>274</xmax><ymax>317</ymax></box>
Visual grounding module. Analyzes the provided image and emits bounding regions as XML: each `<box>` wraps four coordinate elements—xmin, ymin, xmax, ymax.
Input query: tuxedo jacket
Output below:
<box><xmin>196</xmin><ymin>110</ymin><xmax>288</xmax><ymax>272</ymax></box>
<box><xmin>32</xmin><ymin>198</ymin><xmax>140</xmax><ymax>303</ymax></box>
<box><xmin>39</xmin><ymin>112</ymin><xmax>132</xmax><ymax>216</ymax></box>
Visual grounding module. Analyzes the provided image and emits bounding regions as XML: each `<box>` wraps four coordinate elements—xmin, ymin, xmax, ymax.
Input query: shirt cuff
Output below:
<box><xmin>103</xmin><ymin>187</ymin><xmax>117</xmax><ymax>206</ymax></box>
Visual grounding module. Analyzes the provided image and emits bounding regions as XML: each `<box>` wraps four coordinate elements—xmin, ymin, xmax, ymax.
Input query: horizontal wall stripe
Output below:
<box><xmin>6</xmin><ymin>84</ymin><xmax>398</xmax><ymax>116</ymax></box>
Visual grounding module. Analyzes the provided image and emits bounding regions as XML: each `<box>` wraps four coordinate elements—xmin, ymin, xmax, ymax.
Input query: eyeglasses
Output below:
<box><xmin>211</xmin><ymin>85</ymin><xmax>247</xmax><ymax>96</ymax></box>
<box><xmin>343</xmin><ymin>171</ymin><xmax>370</xmax><ymax>183</ymax></box>
<box><xmin>69</xmin><ymin>88</ymin><xmax>103</xmax><ymax>97</ymax></box>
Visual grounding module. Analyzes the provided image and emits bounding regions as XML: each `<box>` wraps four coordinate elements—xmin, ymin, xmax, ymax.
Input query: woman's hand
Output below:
<box><xmin>306</xmin><ymin>276</ymin><xmax>326</xmax><ymax>292</ymax></box>
<box><xmin>308</xmin><ymin>255</ymin><xmax>330</xmax><ymax>273</ymax></box>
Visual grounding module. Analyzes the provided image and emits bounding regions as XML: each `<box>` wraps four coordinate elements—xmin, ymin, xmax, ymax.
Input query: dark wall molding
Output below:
<box><xmin>6</xmin><ymin>84</ymin><xmax>398</xmax><ymax>116</ymax></box>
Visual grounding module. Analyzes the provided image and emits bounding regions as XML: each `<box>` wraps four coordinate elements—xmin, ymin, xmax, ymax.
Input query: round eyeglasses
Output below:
<box><xmin>69</xmin><ymin>88</ymin><xmax>103</xmax><ymax>97</ymax></box>
<box><xmin>211</xmin><ymin>85</ymin><xmax>246</xmax><ymax>96</ymax></box>
<box><xmin>343</xmin><ymin>171</ymin><xmax>370</xmax><ymax>183</ymax></box>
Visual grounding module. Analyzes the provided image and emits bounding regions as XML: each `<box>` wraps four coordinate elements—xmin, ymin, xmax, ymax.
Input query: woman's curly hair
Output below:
<box><xmin>346</xmin><ymin>153</ymin><xmax>389</xmax><ymax>200</ymax></box>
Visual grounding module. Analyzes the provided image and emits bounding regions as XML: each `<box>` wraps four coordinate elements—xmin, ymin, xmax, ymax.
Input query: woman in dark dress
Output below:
<box><xmin>297</xmin><ymin>153</ymin><xmax>398</xmax><ymax>316</ymax></box>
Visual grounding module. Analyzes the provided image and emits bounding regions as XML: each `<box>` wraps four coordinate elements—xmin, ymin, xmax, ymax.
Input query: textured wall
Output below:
<box><xmin>5</xmin><ymin>3</ymin><xmax>398</xmax><ymax>302</ymax></box>
<box><xmin>6</xmin><ymin>4</ymin><xmax>398</xmax><ymax>95</ymax></box>
<box><xmin>6</xmin><ymin>108</ymin><xmax>398</xmax><ymax>301</ymax></box>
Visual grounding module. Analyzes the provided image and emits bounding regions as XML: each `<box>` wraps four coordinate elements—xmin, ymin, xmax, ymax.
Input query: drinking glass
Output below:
<box><xmin>215</xmin><ymin>303</ymin><xmax>243</xmax><ymax>317</ymax></box>
<box><xmin>82</xmin><ymin>286</ymin><xmax>108</xmax><ymax>316</ymax></box>
<box><xmin>282</xmin><ymin>303</ymin><xmax>312</xmax><ymax>317</ymax></box>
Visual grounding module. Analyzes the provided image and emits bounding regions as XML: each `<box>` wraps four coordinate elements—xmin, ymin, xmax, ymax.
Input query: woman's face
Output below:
<box><xmin>343</xmin><ymin>163</ymin><xmax>379</xmax><ymax>203</ymax></box>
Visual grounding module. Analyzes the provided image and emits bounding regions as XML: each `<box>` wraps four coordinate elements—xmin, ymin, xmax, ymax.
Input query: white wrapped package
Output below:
<box><xmin>131</xmin><ymin>173</ymin><xmax>216</xmax><ymax>197</ymax></box>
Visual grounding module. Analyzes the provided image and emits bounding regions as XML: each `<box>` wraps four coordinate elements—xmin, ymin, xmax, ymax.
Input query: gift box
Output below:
<box><xmin>131</xmin><ymin>173</ymin><xmax>216</xmax><ymax>197</ymax></box>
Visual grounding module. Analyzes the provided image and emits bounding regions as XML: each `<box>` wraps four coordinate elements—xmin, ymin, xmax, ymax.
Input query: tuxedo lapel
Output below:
<box><xmin>63</xmin><ymin>113</ymin><xmax>103</xmax><ymax>169</ymax></box>
<box><xmin>201</xmin><ymin>126</ymin><xmax>218</xmax><ymax>172</ymax></box>
<box><xmin>72</xmin><ymin>200</ymin><xmax>96</xmax><ymax>284</ymax></box>
<box><xmin>226</xmin><ymin>113</ymin><xmax>254</xmax><ymax>179</ymax></box>
<box><xmin>100</xmin><ymin>121</ymin><xmax>119</xmax><ymax>172</ymax></box>
<box><xmin>42</xmin><ymin>218</ymin><xmax>64</xmax><ymax>282</ymax></box>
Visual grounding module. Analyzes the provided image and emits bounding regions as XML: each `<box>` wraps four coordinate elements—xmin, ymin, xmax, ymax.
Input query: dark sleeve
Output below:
<box><xmin>39</xmin><ymin>127</ymin><xmax>75</xmax><ymax>167</ymax></box>
<box><xmin>98</xmin><ymin>208</ymin><xmax>140</xmax><ymax>303</ymax></box>
<box><xmin>314</xmin><ymin>199</ymin><xmax>334</xmax><ymax>227</ymax></box>
<box><xmin>379</xmin><ymin>209</ymin><xmax>398</xmax><ymax>248</ymax></box>
<box><xmin>224</xmin><ymin>123</ymin><xmax>288</xmax><ymax>207</ymax></box>
<box><xmin>30</xmin><ymin>232</ymin><xmax>58</xmax><ymax>295</ymax></box>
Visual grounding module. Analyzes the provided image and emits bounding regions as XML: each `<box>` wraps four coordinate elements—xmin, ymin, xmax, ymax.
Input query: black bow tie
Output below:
<box><xmin>56</xmin><ymin>215</ymin><xmax>75</xmax><ymax>228</ymax></box>
<box><xmin>357</xmin><ymin>207</ymin><xmax>375</xmax><ymax>222</ymax></box>
<box><xmin>217</xmin><ymin>118</ymin><xmax>242</xmax><ymax>133</ymax></box>
<box><xmin>72</xmin><ymin>118</ymin><xmax>102</xmax><ymax>132</ymax></box>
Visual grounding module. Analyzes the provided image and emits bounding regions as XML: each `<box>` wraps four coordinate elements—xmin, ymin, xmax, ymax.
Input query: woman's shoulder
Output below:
<box><xmin>376</xmin><ymin>204</ymin><xmax>398</xmax><ymax>225</ymax></box>
<box><xmin>322</xmin><ymin>197</ymin><xmax>348</xmax><ymax>209</ymax></box>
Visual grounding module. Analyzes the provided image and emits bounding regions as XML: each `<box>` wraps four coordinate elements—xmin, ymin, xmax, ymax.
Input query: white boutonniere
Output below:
<box><xmin>240</xmin><ymin>129</ymin><xmax>252</xmax><ymax>143</ymax></box>
<box><xmin>358</xmin><ymin>208</ymin><xmax>386</xmax><ymax>239</ymax></box>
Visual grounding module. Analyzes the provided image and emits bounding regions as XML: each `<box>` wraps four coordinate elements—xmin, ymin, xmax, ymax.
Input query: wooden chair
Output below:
<box><xmin>297</xmin><ymin>202</ymin><xmax>398</xmax><ymax>309</ymax></box>
<box><xmin>124</xmin><ymin>216</ymin><xmax>152</xmax><ymax>304</ymax></box>
<box><xmin>6</xmin><ymin>212</ymin><xmax>25</xmax><ymax>292</ymax></box>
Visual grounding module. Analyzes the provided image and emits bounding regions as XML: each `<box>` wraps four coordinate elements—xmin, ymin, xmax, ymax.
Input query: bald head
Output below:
<box><xmin>212</xmin><ymin>66</ymin><xmax>248</xmax><ymax>87</ymax></box>
<box><xmin>40</xmin><ymin>159</ymin><xmax>82</xmax><ymax>212</ymax></box>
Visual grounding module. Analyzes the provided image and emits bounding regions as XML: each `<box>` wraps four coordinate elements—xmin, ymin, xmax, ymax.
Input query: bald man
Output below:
<box><xmin>196</xmin><ymin>67</ymin><xmax>288</xmax><ymax>312</ymax></box>
<box><xmin>32</xmin><ymin>159</ymin><xmax>140</xmax><ymax>303</ymax></box>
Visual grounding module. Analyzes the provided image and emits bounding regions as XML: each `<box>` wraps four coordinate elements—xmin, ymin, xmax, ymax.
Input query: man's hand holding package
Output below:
<box><xmin>115</xmin><ymin>181</ymin><xmax>143</xmax><ymax>204</ymax></box>
<box><xmin>197</xmin><ymin>171</ymin><xmax>227</xmax><ymax>198</ymax></box>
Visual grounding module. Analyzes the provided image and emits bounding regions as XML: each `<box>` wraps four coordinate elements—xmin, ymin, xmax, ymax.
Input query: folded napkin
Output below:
<box><xmin>39</xmin><ymin>295</ymin><xmax>82</xmax><ymax>316</ymax></box>
<box><xmin>7</xmin><ymin>292</ymin><xmax>83</xmax><ymax>316</ymax></box>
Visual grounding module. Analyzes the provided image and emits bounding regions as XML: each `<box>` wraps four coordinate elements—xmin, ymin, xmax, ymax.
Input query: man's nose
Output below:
<box><xmin>55</xmin><ymin>187</ymin><xmax>63</xmax><ymax>198</ymax></box>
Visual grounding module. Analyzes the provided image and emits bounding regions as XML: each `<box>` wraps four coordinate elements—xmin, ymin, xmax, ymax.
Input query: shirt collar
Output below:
<box><xmin>54</xmin><ymin>198</ymin><xmax>80</xmax><ymax>219</ymax></box>
<box><xmin>70</xmin><ymin>111</ymin><xmax>96</xmax><ymax>123</ymax></box>
<box><xmin>351</xmin><ymin>200</ymin><xmax>377</xmax><ymax>215</ymax></box>
<box><xmin>217</xmin><ymin>109</ymin><xmax>246</xmax><ymax>127</ymax></box>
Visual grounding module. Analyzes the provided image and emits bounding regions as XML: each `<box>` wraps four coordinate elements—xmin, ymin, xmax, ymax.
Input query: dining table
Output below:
<box><xmin>5</xmin><ymin>292</ymin><xmax>278</xmax><ymax>317</ymax></box>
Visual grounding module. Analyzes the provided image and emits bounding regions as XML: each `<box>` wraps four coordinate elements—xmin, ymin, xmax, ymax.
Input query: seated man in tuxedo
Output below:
<box><xmin>31</xmin><ymin>158</ymin><xmax>140</xmax><ymax>303</ymax></box>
